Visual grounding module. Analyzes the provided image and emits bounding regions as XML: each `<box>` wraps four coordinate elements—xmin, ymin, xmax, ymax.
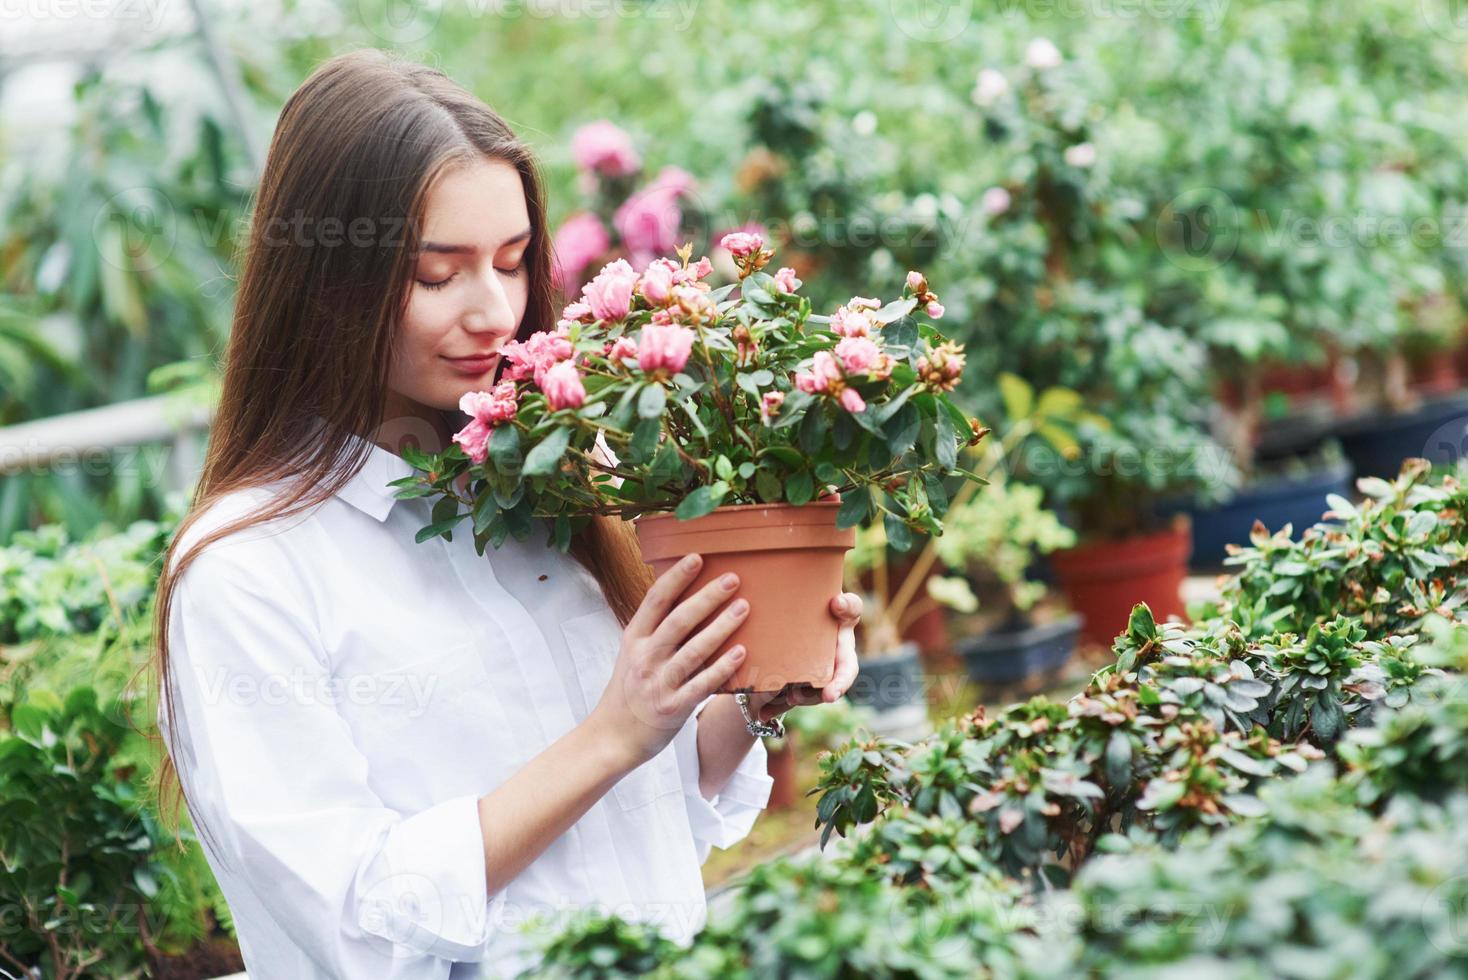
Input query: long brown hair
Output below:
<box><xmin>150</xmin><ymin>48</ymin><xmax>654</xmax><ymax>833</ymax></box>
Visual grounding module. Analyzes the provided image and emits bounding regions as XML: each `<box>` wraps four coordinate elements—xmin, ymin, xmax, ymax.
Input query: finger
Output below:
<box><xmin>667</xmin><ymin>596</ymin><xmax>750</xmax><ymax>685</ymax></box>
<box><xmin>651</xmin><ymin>571</ymin><xmax>742</xmax><ymax>649</ymax></box>
<box><xmin>823</xmin><ymin>637</ymin><xmax>860</xmax><ymax>703</ymax></box>
<box><xmin>829</xmin><ymin>592</ymin><xmax>863</xmax><ymax>623</ymax></box>
<box><xmin>627</xmin><ymin>553</ymin><xmax>704</xmax><ymax>638</ymax></box>
<box><xmin>685</xmin><ymin>644</ymin><xmax>747</xmax><ymax>706</ymax></box>
<box><xmin>758</xmin><ymin>685</ymin><xmax>823</xmax><ymax>722</ymax></box>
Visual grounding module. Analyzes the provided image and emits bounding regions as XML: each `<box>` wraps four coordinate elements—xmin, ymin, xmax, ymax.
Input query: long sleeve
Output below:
<box><xmin>673</xmin><ymin>694</ymin><xmax>775</xmax><ymax>866</ymax></box>
<box><xmin>159</xmin><ymin>545</ymin><xmax>505</xmax><ymax>978</ymax></box>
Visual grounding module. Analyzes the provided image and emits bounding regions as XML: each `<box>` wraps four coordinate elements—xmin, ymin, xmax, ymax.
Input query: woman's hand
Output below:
<box><xmin>588</xmin><ymin>553</ymin><xmax>749</xmax><ymax>767</ymax></box>
<box><xmin>746</xmin><ymin>592</ymin><xmax>863</xmax><ymax>725</ymax></box>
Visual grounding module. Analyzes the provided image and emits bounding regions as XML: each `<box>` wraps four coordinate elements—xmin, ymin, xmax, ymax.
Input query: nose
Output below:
<box><xmin>460</xmin><ymin>265</ymin><xmax>519</xmax><ymax>341</ymax></box>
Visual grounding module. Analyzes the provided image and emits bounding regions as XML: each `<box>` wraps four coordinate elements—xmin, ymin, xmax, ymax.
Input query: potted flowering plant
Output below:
<box><xmin>394</xmin><ymin>234</ymin><xmax>980</xmax><ymax>693</ymax></box>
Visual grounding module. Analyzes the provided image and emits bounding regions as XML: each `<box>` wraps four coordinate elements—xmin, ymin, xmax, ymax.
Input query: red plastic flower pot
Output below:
<box><xmin>1050</xmin><ymin>517</ymin><xmax>1192</xmax><ymax>650</ymax></box>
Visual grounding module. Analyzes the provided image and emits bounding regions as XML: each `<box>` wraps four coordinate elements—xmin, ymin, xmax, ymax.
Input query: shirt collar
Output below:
<box><xmin>319</xmin><ymin>418</ymin><xmax>419</xmax><ymax>523</ymax></box>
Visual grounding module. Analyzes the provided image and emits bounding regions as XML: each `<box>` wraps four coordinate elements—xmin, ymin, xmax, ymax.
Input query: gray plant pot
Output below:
<box><xmin>955</xmin><ymin>614</ymin><xmax>1082</xmax><ymax>686</ymax></box>
<box><xmin>847</xmin><ymin>641</ymin><xmax>925</xmax><ymax>712</ymax></box>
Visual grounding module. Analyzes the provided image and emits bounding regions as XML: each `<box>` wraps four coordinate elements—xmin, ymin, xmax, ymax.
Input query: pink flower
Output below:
<box><xmin>614</xmin><ymin>167</ymin><xmax>695</xmax><ymax>268</ymax></box>
<box><xmin>972</xmin><ymin>68</ymin><xmax>1009</xmax><ymax>107</ymax></box>
<box><xmin>503</xmin><ymin>327</ymin><xmax>574</xmax><ymax>385</ymax></box>
<box><xmin>772</xmin><ymin>266</ymin><xmax>801</xmax><ymax>294</ymax></box>
<box><xmin>459</xmin><ymin>381</ymin><xmax>519</xmax><ymax>426</ymax></box>
<box><xmin>561</xmin><ymin>300</ymin><xmax>593</xmax><ymax>322</ymax></box>
<box><xmin>719</xmin><ymin>230</ymin><xmax>765</xmax><ymax>258</ymax></box>
<box><xmin>839</xmin><ymin>388</ymin><xmax>866</xmax><ymax>413</ymax></box>
<box><xmin>672</xmin><ymin>284</ymin><xmax>716</xmax><ymax>321</ymax></box>
<box><xmin>638</xmin><ymin>323</ymin><xmax>695</xmax><ymax>375</ymax></box>
<box><xmin>452</xmin><ymin>419</ymin><xmax>492</xmax><ymax>464</ymax></box>
<box><xmin>1064</xmin><ymin>142</ymin><xmax>1097</xmax><ymax>168</ymax></box>
<box><xmin>550</xmin><ymin>212</ymin><xmax>610</xmax><ymax>291</ymax></box>
<box><xmin>760</xmin><ymin>390</ymin><xmax>785</xmax><ymax>424</ymax></box>
<box><xmin>795</xmin><ymin>351</ymin><xmax>843</xmax><ymax>394</ymax></box>
<box><xmin>835</xmin><ymin>336</ymin><xmax>882</xmax><ymax>375</ymax></box>
<box><xmin>847</xmin><ymin>296</ymin><xmax>881</xmax><ymax>312</ymax></box>
<box><xmin>830</xmin><ymin>305</ymin><xmax>873</xmax><ymax>338</ymax></box>
<box><xmin>540</xmin><ymin>359</ymin><xmax>586</xmax><ymax>410</ymax></box>
<box><xmin>906</xmin><ymin>271</ymin><xmax>926</xmax><ymax>292</ymax></box>
<box><xmin>926</xmin><ymin>301</ymin><xmax>945</xmax><ymax>319</ymax></box>
<box><xmin>604</xmin><ymin>336</ymin><xmax>638</xmax><ymax>363</ymax></box>
<box><xmin>1025</xmin><ymin>38</ymin><xmax>1063</xmax><ymax>71</ymax></box>
<box><xmin>684</xmin><ymin>256</ymin><xmax>714</xmax><ymax>282</ymax></box>
<box><xmin>638</xmin><ymin>258</ymin><xmax>677</xmax><ymax>305</ymax></box>
<box><xmin>571</xmin><ymin>121</ymin><xmax>640</xmax><ymax>177</ymax></box>
<box><xmin>581</xmin><ymin>258</ymin><xmax>639</xmax><ymax>322</ymax></box>
<box><xmin>982</xmin><ymin>187</ymin><xmax>1011</xmax><ymax>217</ymax></box>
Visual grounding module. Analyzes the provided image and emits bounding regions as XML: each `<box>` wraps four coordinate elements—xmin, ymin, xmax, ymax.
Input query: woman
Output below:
<box><xmin>152</xmin><ymin>48</ymin><xmax>862</xmax><ymax>980</ymax></box>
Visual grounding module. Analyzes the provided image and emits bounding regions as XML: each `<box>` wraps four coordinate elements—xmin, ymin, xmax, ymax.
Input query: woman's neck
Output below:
<box><xmin>375</xmin><ymin>391</ymin><xmax>457</xmax><ymax>458</ymax></box>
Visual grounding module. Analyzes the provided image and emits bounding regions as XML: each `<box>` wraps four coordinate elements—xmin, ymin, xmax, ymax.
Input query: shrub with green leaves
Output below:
<box><xmin>524</xmin><ymin>458</ymin><xmax>1468</xmax><ymax>978</ymax></box>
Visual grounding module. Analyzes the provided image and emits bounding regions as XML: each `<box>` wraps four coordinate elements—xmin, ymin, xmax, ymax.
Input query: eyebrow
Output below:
<box><xmin>419</xmin><ymin>226</ymin><xmax>533</xmax><ymax>255</ymax></box>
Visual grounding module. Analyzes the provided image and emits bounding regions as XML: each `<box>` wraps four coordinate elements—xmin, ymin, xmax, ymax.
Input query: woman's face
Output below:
<box><xmin>385</xmin><ymin>157</ymin><xmax>532</xmax><ymax>427</ymax></box>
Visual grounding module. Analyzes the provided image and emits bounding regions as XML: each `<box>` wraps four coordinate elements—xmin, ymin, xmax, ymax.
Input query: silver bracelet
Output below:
<box><xmin>734</xmin><ymin>690</ymin><xmax>785</xmax><ymax>738</ymax></box>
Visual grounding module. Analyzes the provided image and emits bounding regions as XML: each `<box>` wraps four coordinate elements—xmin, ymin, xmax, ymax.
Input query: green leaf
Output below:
<box><xmin>1127</xmin><ymin>604</ymin><xmax>1157</xmax><ymax>641</ymax></box>
<box><xmin>415</xmin><ymin>514</ymin><xmax>467</xmax><ymax>543</ymax></box>
<box><xmin>837</xmin><ymin>486</ymin><xmax>871</xmax><ymax>529</ymax></box>
<box><xmin>756</xmin><ymin>468</ymin><xmax>783</xmax><ymax>502</ymax></box>
<box><xmin>934</xmin><ymin>411</ymin><xmax>957</xmax><ymax>470</ymax></box>
<box><xmin>676</xmin><ymin>483</ymin><xmax>729</xmax><ymax>519</ymax></box>
<box><xmin>522</xmin><ymin>427</ymin><xmax>572</xmax><ymax>477</ymax></box>
<box><xmin>884</xmin><ymin>510</ymin><xmax>912</xmax><ymax>551</ymax></box>
<box><xmin>628</xmin><ymin>417</ymin><xmax>661</xmax><ymax>462</ymax></box>
<box><xmin>400</xmin><ymin>445</ymin><xmax>435</xmax><ymax>471</ymax></box>
<box><xmin>488</xmin><ymin>425</ymin><xmax>522</xmax><ymax>473</ymax></box>
<box><xmin>472</xmin><ymin>493</ymin><xmax>497</xmax><ymax>534</ymax></box>
<box><xmin>800</xmin><ymin>404</ymin><xmax>826</xmax><ymax>453</ymax></box>
<box><xmin>786</xmin><ymin>470</ymin><xmax>815</xmax><ymax>506</ymax></box>
<box><xmin>1035</xmin><ymin>385</ymin><xmax>1082</xmax><ymax>421</ymax></box>
<box><xmin>998</xmin><ymin>372</ymin><xmax>1033</xmax><ymax>421</ymax></box>
<box><xmin>637</xmin><ymin>383</ymin><xmax>667</xmax><ymax>419</ymax></box>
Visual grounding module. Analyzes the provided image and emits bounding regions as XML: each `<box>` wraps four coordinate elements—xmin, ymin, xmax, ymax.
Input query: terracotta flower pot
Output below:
<box><xmin>1050</xmin><ymin>517</ymin><xmax>1192</xmax><ymax>649</ymax></box>
<box><xmin>765</xmin><ymin>731</ymin><xmax>799</xmax><ymax>811</ymax></box>
<box><xmin>635</xmin><ymin>499</ymin><xmax>856</xmax><ymax>693</ymax></box>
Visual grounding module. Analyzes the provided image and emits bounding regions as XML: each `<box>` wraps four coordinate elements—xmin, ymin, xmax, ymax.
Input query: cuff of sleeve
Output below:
<box><xmin>684</xmin><ymin>730</ymin><xmax>774</xmax><ymax>862</ymax></box>
<box><xmin>355</xmin><ymin>794</ymin><xmax>503</xmax><ymax>961</ymax></box>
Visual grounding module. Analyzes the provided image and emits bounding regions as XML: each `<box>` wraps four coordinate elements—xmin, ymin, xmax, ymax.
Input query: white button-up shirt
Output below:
<box><xmin>157</xmin><ymin>426</ymin><xmax>773</xmax><ymax>979</ymax></box>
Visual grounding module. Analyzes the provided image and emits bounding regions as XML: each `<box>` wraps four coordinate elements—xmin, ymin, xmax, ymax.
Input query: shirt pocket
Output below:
<box><xmin>560</xmin><ymin>607</ymin><xmax>683</xmax><ymax>813</ymax></box>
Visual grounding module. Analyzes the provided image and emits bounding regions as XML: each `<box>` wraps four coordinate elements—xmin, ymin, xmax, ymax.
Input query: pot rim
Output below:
<box><xmin>633</xmin><ymin>497</ymin><xmax>842</xmax><ymax>525</ymax></box>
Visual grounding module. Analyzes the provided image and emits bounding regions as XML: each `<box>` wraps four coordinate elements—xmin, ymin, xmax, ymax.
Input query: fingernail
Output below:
<box><xmin>683</xmin><ymin>554</ymin><xmax>701</xmax><ymax>569</ymax></box>
<box><xmin>730</xmin><ymin>645</ymin><xmax>746</xmax><ymax>659</ymax></box>
<box><xmin>720</xmin><ymin>573</ymin><xmax>739</xmax><ymax>591</ymax></box>
<box><xmin>731</xmin><ymin>598</ymin><xmax>749</xmax><ymax>615</ymax></box>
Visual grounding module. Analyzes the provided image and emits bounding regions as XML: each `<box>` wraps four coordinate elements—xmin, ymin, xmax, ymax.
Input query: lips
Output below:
<box><xmin>443</xmin><ymin>353</ymin><xmax>499</xmax><ymax>375</ymax></box>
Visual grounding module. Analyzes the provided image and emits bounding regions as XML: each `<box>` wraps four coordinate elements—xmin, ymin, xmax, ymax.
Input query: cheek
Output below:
<box><xmin>389</xmin><ymin>304</ymin><xmax>451</xmax><ymax>390</ymax></box>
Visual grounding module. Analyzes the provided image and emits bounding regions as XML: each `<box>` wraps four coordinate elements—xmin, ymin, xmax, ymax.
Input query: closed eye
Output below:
<box><xmin>417</xmin><ymin>274</ymin><xmax>455</xmax><ymax>291</ymax></box>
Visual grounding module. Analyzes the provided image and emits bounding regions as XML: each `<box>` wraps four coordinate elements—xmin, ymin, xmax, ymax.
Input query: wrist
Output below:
<box><xmin>582</xmin><ymin>706</ymin><xmax>644</xmax><ymax>775</ymax></box>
